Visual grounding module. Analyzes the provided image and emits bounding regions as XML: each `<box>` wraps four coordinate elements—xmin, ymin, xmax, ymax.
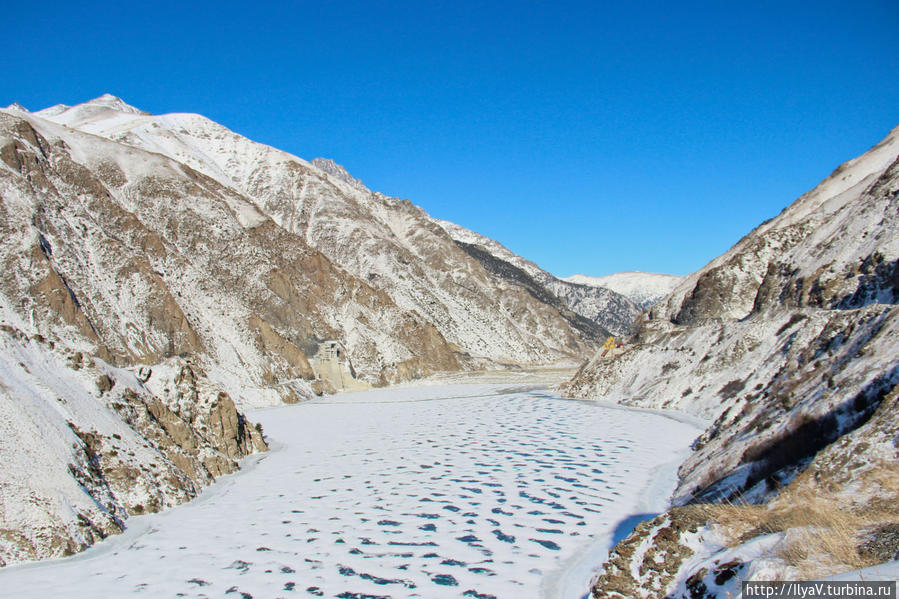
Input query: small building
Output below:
<box><xmin>312</xmin><ymin>340</ymin><xmax>371</xmax><ymax>392</ymax></box>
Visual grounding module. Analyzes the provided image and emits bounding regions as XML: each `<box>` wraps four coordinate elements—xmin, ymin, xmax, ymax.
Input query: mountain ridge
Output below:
<box><xmin>29</xmin><ymin>94</ymin><xmax>636</xmax><ymax>365</ymax></box>
<box><xmin>564</xmin><ymin>124</ymin><xmax>899</xmax><ymax>596</ymax></box>
<box><xmin>563</xmin><ymin>271</ymin><xmax>682</xmax><ymax>308</ymax></box>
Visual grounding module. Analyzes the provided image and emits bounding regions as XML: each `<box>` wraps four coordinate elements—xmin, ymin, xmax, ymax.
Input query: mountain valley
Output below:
<box><xmin>2</xmin><ymin>94</ymin><xmax>896</xmax><ymax>599</ymax></box>
<box><xmin>0</xmin><ymin>95</ymin><xmax>636</xmax><ymax>566</ymax></box>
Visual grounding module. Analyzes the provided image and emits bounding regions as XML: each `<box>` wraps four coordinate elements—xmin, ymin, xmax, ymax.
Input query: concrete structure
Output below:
<box><xmin>312</xmin><ymin>340</ymin><xmax>371</xmax><ymax>392</ymax></box>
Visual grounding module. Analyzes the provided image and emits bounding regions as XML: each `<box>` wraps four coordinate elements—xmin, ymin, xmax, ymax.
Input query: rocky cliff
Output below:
<box><xmin>562</xmin><ymin>125</ymin><xmax>899</xmax><ymax>596</ymax></box>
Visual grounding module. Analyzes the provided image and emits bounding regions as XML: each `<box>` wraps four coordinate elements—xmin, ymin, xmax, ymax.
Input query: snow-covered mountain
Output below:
<box><xmin>564</xmin><ymin>125</ymin><xmax>899</xmax><ymax>595</ymax></box>
<box><xmin>563</xmin><ymin>271</ymin><xmax>682</xmax><ymax>308</ymax></box>
<box><xmin>0</xmin><ymin>95</ymin><xmax>636</xmax><ymax>565</ymax></box>
<box><xmin>30</xmin><ymin>95</ymin><xmax>625</xmax><ymax>370</ymax></box>
<box><xmin>434</xmin><ymin>219</ymin><xmax>641</xmax><ymax>337</ymax></box>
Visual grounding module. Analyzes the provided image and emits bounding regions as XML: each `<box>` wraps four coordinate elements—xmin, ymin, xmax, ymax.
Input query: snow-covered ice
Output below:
<box><xmin>0</xmin><ymin>384</ymin><xmax>699</xmax><ymax>598</ymax></box>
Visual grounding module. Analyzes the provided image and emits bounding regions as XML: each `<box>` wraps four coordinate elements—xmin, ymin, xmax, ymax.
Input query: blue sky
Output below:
<box><xmin>3</xmin><ymin>1</ymin><xmax>897</xmax><ymax>277</ymax></box>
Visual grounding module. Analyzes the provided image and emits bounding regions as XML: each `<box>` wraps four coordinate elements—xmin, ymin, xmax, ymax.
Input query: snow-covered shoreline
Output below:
<box><xmin>1</xmin><ymin>383</ymin><xmax>700</xmax><ymax>598</ymax></box>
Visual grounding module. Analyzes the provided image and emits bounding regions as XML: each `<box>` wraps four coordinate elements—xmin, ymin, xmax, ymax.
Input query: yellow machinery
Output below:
<box><xmin>602</xmin><ymin>336</ymin><xmax>616</xmax><ymax>351</ymax></box>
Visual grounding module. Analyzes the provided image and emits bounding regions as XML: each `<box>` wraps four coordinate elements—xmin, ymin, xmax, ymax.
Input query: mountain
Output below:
<box><xmin>3</xmin><ymin>102</ymin><xmax>28</xmax><ymax>113</ymax></box>
<box><xmin>0</xmin><ymin>95</ymin><xmax>635</xmax><ymax>565</ymax></box>
<box><xmin>563</xmin><ymin>271</ymin><xmax>682</xmax><ymax>308</ymax></box>
<box><xmin>434</xmin><ymin>219</ymin><xmax>641</xmax><ymax>337</ymax></box>
<box><xmin>563</xmin><ymin>125</ymin><xmax>899</xmax><ymax>596</ymax></box>
<box><xmin>32</xmin><ymin>95</ymin><xmax>628</xmax><ymax>370</ymax></box>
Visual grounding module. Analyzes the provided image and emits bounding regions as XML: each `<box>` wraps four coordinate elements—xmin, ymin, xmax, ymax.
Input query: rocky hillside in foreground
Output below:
<box><xmin>562</xmin><ymin>125</ymin><xmax>899</xmax><ymax>597</ymax></box>
<box><xmin>0</xmin><ymin>95</ymin><xmax>634</xmax><ymax>566</ymax></box>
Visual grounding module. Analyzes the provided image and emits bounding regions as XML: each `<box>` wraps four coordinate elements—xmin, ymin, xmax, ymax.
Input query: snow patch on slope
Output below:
<box><xmin>564</xmin><ymin>271</ymin><xmax>683</xmax><ymax>308</ymax></box>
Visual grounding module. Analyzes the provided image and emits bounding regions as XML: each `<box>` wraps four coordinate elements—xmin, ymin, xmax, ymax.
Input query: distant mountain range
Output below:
<box><xmin>563</xmin><ymin>271</ymin><xmax>682</xmax><ymax>308</ymax></box>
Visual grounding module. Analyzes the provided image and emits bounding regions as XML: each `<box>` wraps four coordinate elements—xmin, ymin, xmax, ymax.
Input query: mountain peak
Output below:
<box><xmin>3</xmin><ymin>102</ymin><xmax>29</xmax><ymax>113</ymax></box>
<box><xmin>82</xmin><ymin>94</ymin><xmax>148</xmax><ymax>115</ymax></box>
<box><xmin>310</xmin><ymin>157</ymin><xmax>369</xmax><ymax>191</ymax></box>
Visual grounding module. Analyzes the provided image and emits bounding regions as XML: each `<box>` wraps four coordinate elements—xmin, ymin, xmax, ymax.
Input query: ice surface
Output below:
<box><xmin>0</xmin><ymin>384</ymin><xmax>698</xmax><ymax>598</ymax></box>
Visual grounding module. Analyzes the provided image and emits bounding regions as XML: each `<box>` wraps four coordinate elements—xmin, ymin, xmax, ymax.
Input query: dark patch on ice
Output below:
<box><xmin>492</xmin><ymin>529</ymin><xmax>515</xmax><ymax>543</ymax></box>
<box><xmin>377</xmin><ymin>519</ymin><xmax>401</xmax><ymax>526</ymax></box>
<box><xmin>387</xmin><ymin>540</ymin><xmax>437</xmax><ymax>546</ymax></box>
<box><xmin>359</xmin><ymin>571</ymin><xmax>415</xmax><ymax>587</ymax></box>
<box><xmin>187</xmin><ymin>578</ymin><xmax>210</xmax><ymax>586</ymax></box>
<box><xmin>338</xmin><ymin>565</ymin><xmax>356</xmax><ymax>576</ymax></box>
<box><xmin>226</xmin><ymin>560</ymin><xmax>251</xmax><ymax>572</ymax></box>
<box><xmin>441</xmin><ymin>558</ymin><xmax>466</xmax><ymax>566</ymax></box>
<box><xmin>431</xmin><ymin>573</ymin><xmax>459</xmax><ymax>586</ymax></box>
<box><xmin>531</xmin><ymin>538</ymin><xmax>561</xmax><ymax>550</ymax></box>
<box><xmin>305</xmin><ymin>586</ymin><xmax>323</xmax><ymax>596</ymax></box>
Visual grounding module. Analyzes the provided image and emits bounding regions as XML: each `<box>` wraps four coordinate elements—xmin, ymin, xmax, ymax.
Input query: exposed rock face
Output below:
<box><xmin>563</xmin><ymin>125</ymin><xmax>899</xmax><ymax>596</ymax></box>
<box><xmin>591</xmin><ymin>508</ymin><xmax>708</xmax><ymax>599</ymax></box>
<box><xmin>309</xmin><ymin>157</ymin><xmax>369</xmax><ymax>192</ymax></box>
<box><xmin>0</xmin><ymin>326</ymin><xmax>265</xmax><ymax>566</ymax></box>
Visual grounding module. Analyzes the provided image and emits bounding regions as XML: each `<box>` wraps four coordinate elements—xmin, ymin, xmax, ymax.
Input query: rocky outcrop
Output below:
<box><xmin>0</xmin><ymin>326</ymin><xmax>267</xmax><ymax>566</ymax></box>
<box><xmin>591</xmin><ymin>508</ymin><xmax>709</xmax><ymax>599</ymax></box>
<box><xmin>565</xmin><ymin>125</ymin><xmax>899</xmax><ymax>596</ymax></box>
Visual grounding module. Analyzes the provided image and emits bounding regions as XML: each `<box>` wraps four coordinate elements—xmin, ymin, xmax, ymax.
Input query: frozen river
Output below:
<box><xmin>2</xmin><ymin>383</ymin><xmax>700</xmax><ymax>598</ymax></box>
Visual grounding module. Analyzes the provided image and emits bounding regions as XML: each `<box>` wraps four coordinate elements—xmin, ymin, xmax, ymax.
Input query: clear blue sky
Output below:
<box><xmin>3</xmin><ymin>1</ymin><xmax>897</xmax><ymax>277</ymax></box>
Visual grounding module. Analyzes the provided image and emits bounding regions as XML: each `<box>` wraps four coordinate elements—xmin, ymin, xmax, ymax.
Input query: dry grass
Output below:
<box><xmin>691</xmin><ymin>488</ymin><xmax>897</xmax><ymax>579</ymax></box>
